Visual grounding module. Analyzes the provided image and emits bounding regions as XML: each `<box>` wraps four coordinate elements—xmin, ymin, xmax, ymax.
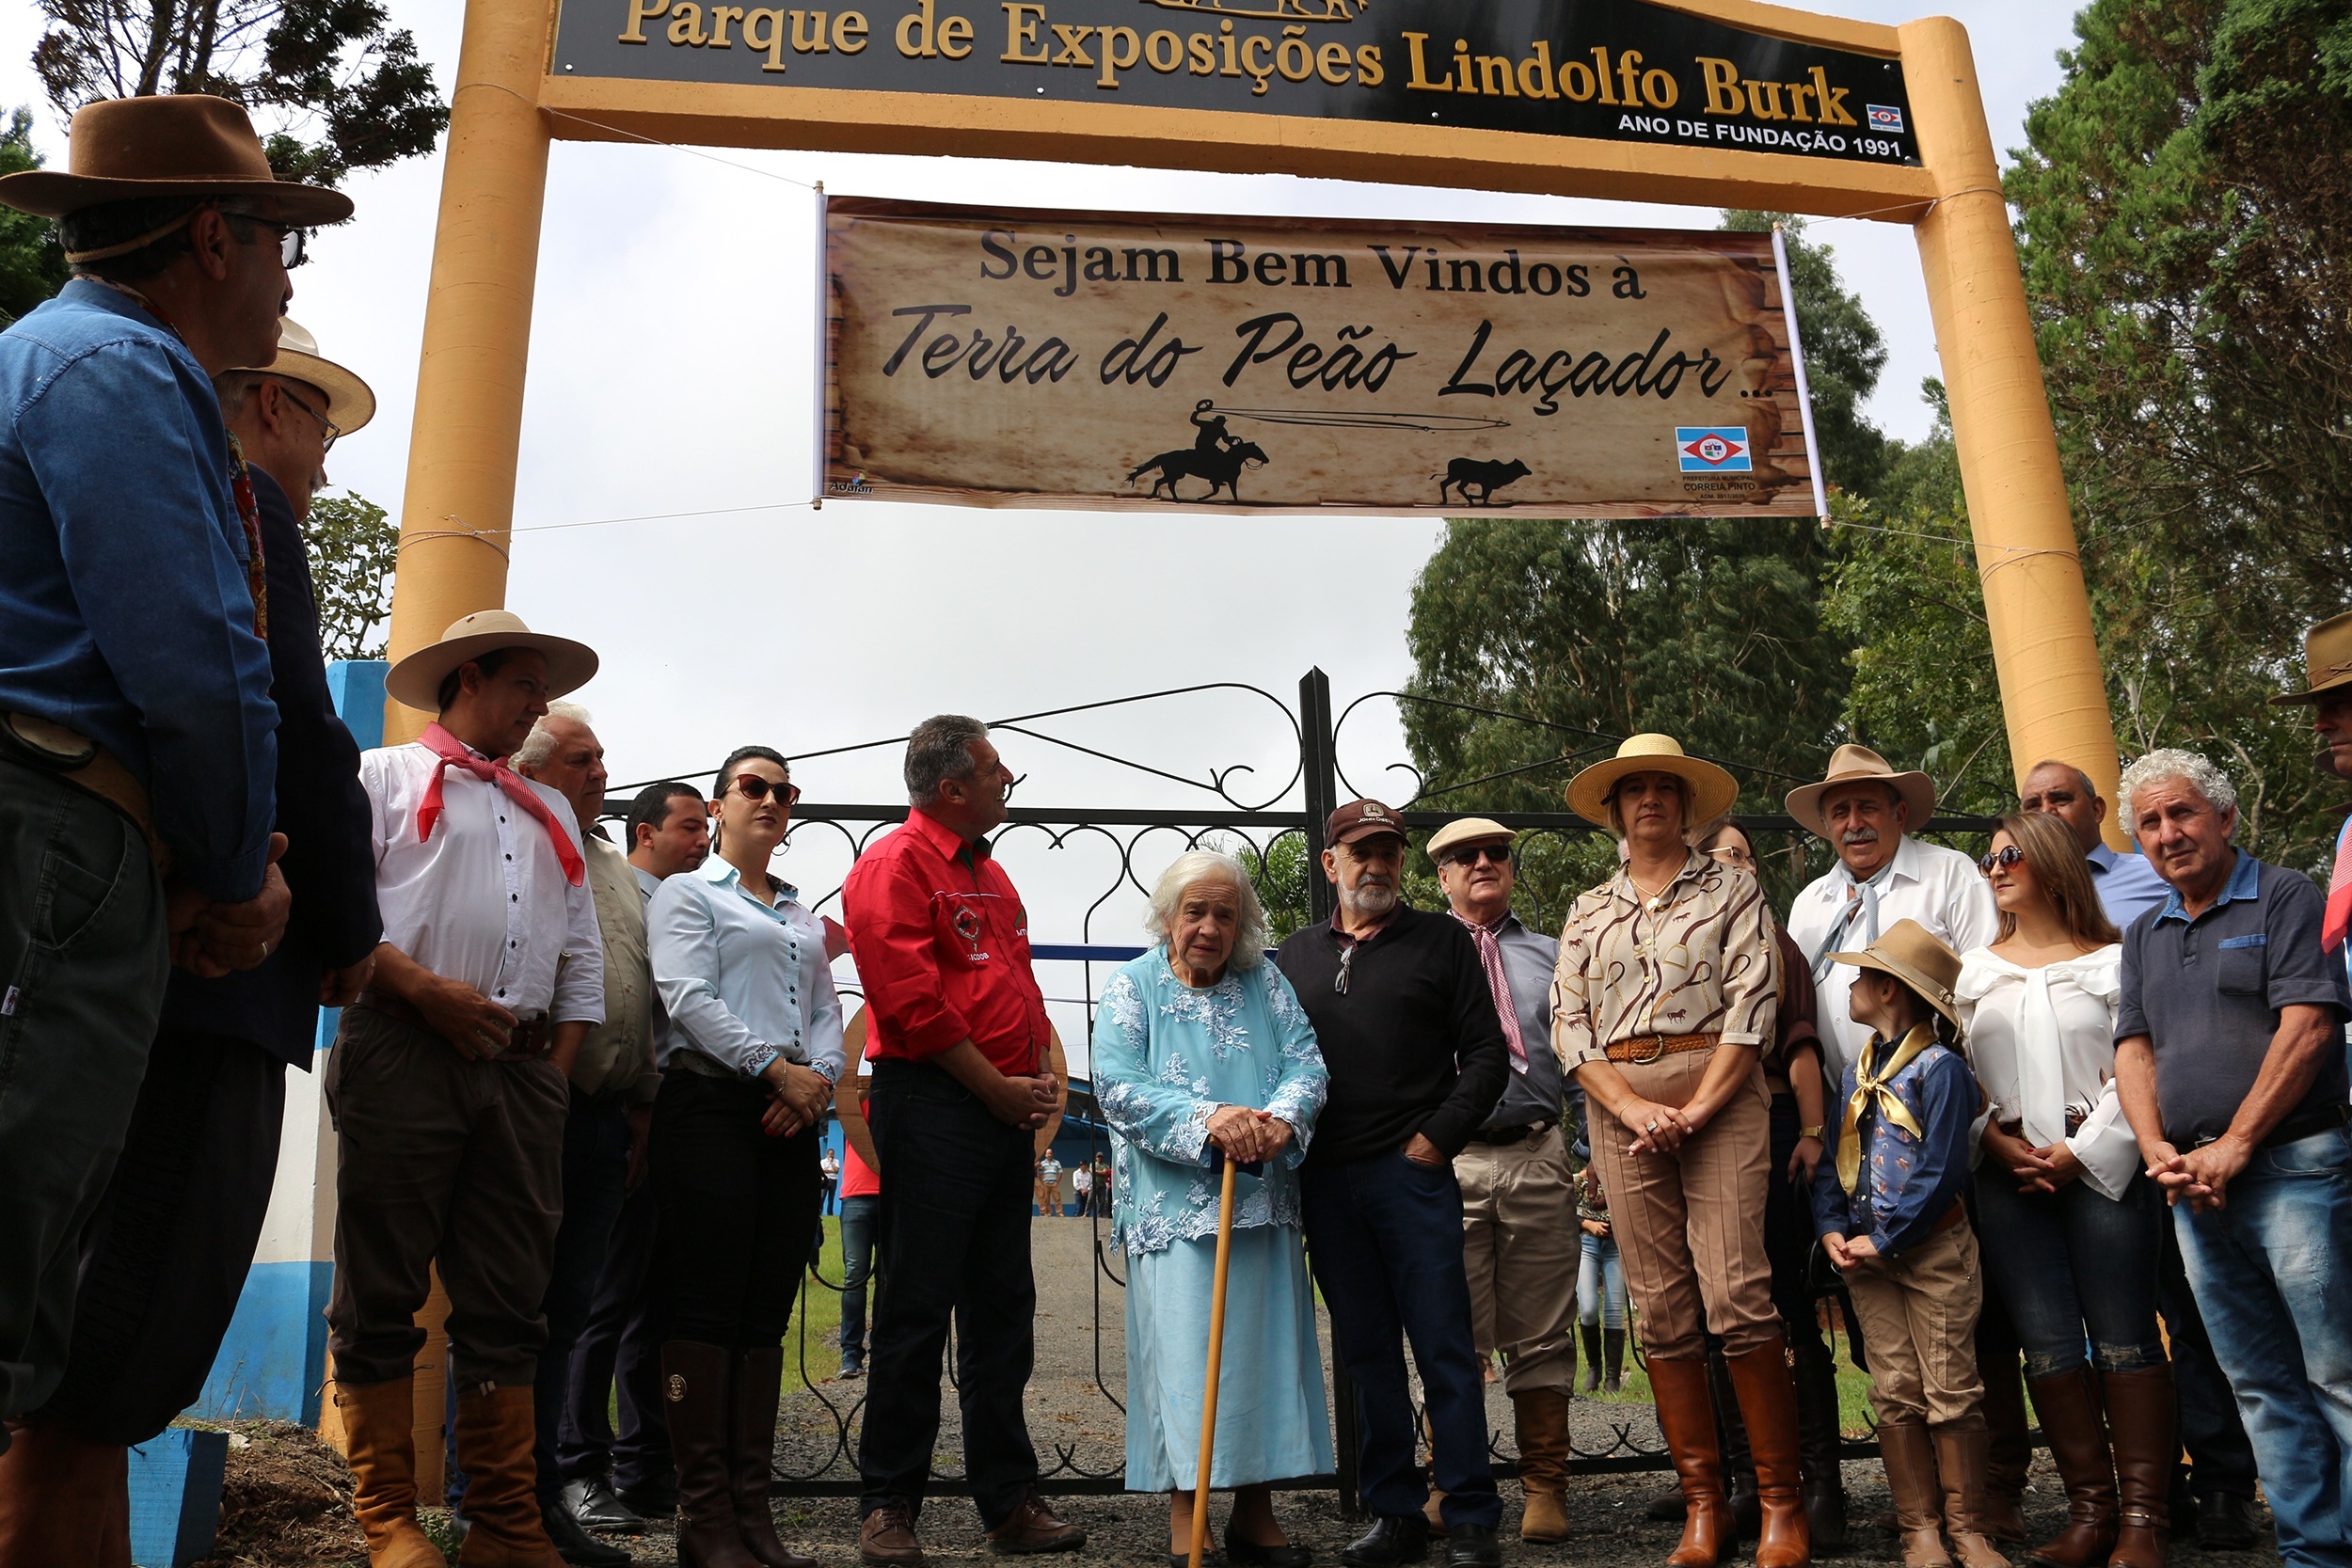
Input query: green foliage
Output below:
<box><xmin>305</xmin><ymin>490</ymin><xmax>396</xmax><ymax>660</ymax></box>
<box><xmin>0</xmin><ymin>108</ymin><xmax>67</xmax><ymax>325</ymax></box>
<box><xmin>1240</xmin><ymin>831</ymin><xmax>1313</xmax><ymax>943</ymax></box>
<box><xmin>1720</xmin><ymin>212</ymin><xmax>1892</xmax><ymax>499</ymax></box>
<box><xmin>31</xmin><ymin>0</ymin><xmax>445</xmax><ymax>187</ymax></box>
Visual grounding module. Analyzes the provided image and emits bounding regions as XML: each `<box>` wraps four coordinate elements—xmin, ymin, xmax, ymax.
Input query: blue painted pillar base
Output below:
<box><xmin>128</xmin><ymin>1428</ymin><xmax>228</xmax><ymax>1568</ymax></box>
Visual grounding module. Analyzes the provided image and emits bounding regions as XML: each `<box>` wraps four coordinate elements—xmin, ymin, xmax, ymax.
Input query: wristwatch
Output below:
<box><xmin>1799</xmin><ymin>1125</ymin><xmax>1825</xmax><ymax>1140</ymax></box>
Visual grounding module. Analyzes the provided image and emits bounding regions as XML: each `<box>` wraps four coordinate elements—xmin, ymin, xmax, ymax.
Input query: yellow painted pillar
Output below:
<box><xmin>1900</xmin><ymin>17</ymin><xmax>2124</xmax><ymax>847</ymax></box>
<box><xmin>381</xmin><ymin>0</ymin><xmax>554</xmax><ymax>743</ymax></box>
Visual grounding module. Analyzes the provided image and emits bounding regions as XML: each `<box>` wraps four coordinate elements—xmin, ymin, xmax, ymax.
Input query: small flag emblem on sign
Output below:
<box><xmin>1677</xmin><ymin>427</ymin><xmax>1752</xmax><ymax>472</ymax></box>
<box><xmin>1867</xmin><ymin>104</ymin><xmax>1905</xmax><ymax>133</ymax></box>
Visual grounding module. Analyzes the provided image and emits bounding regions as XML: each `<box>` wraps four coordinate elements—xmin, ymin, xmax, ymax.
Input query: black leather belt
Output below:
<box><xmin>2192</xmin><ymin>1101</ymin><xmax>2351</xmax><ymax>1153</ymax></box>
<box><xmin>1466</xmin><ymin>1118</ymin><xmax>1554</xmax><ymax>1148</ymax></box>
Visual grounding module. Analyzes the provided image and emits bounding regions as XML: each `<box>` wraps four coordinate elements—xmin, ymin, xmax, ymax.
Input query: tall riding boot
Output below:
<box><xmin>1603</xmin><ymin>1329</ymin><xmax>1627</xmax><ymax>1393</ymax></box>
<box><xmin>452</xmin><ymin>1384</ymin><xmax>564</xmax><ymax>1568</ymax></box>
<box><xmin>1791</xmin><ymin>1332</ymin><xmax>1849</xmax><ymax>1554</ymax></box>
<box><xmin>331</xmin><ymin>1380</ymin><xmax>448</xmax><ymax>1568</ymax></box>
<box><xmin>1930</xmin><ymin>1417</ymin><xmax>2012</xmax><ymax>1568</ymax></box>
<box><xmin>730</xmin><ymin>1348</ymin><xmax>814</xmax><ymax>1568</ymax></box>
<box><xmin>663</xmin><ymin>1343</ymin><xmax>759</xmax><ymax>1568</ymax></box>
<box><xmin>1649</xmin><ymin>1357</ymin><xmax>1733</xmax><ymax>1568</ymax></box>
<box><xmin>1711</xmin><ymin>1346</ymin><xmax>1760</xmax><ymax>1542</ymax></box>
<box><xmin>1978</xmin><ymin>1359</ymin><xmax>2032</xmax><ymax>1545</ymax></box>
<box><xmin>0</xmin><ymin>1417</ymin><xmax>133</xmax><ymax>1568</ymax></box>
<box><xmin>1725</xmin><ymin>1337</ymin><xmax>1812</xmax><ymax>1568</ymax></box>
<box><xmin>2098</xmin><ymin>1367</ymin><xmax>2174</xmax><ymax>1568</ymax></box>
<box><xmin>1581</xmin><ymin>1326</ymin><xmax>1604</xmax><ymax>1393</ymax></box>
<box><xmin>2021</xmin><ymin>1368</ymin><xmax>2115</xmax><ymax>1568</ymax></box>
<box><xmin>1878</xmin><ymin>1422</ymin><xmax>1949</xmax><ymax>1568</ymax></box>
<box><xmin>1511</xmin><ymin>1388</ymin><xmax>1571</xmax><ymax>1544</ymax></box>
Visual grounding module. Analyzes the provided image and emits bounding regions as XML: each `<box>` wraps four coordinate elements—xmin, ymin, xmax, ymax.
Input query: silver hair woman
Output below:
<box><xmin>1092</xmin><ymin>848</ymin><xmax>1330</xmax><ymax>1564</ymax></box>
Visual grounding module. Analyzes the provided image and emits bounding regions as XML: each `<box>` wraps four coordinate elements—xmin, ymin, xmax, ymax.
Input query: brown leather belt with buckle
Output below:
<box><xmin>1604</xmin><ymin>1031</ymin><xmax>1721</xmax><ymax>1065</ymax></box>
<box><xmin>354</xmin><ymin>989</ymin><xmax>551</xmax><ymax>1059</ymax></box>
<box><xmin>2</xmin><ymin>712</ymin><xmax>170</xmax><ymax>873</ymax></box>
<box><xmin>1467</xmin><ymin>1117</ymin><xmax>1555</xmax><ymax>1148</ymax></box>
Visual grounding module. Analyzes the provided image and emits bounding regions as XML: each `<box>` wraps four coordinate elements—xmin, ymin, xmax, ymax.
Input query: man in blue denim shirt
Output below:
<box><xmin>0</xmin><ymin>93</ymin><xmax>347</xmax><ymax>1502</ymax></box>
<box><xmin>2113</xmin><ymin>750</ymin><xmax>2352</xmax><ymax>1568</ymax></box>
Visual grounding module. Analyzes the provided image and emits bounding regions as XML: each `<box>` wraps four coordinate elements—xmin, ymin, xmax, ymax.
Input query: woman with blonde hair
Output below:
<box><xmin>1953</xmin><ymin>812</ymin><xmax>2172</xmax><ymax>1568</ymax></box>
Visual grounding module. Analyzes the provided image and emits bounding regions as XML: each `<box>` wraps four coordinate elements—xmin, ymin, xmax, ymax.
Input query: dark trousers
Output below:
<box><xmin>838</xmin><ymin>1194</ymin><xmax>879</xmax><ymax>1370</ymax></box>
<box><xmin>325</xmin><ymin>1006</ymin><xmax>568</xmax><ymax>1387</ymax></box>
<box><xmin>1976</xmin><ymin>1168</ymin><xmax>2166</xmax><ymax>1379</ymax></box>
<box><xmin>856</xmin><ymin>1059</ymin><xmax>1039</xmax><ymax>1528</ymax></box>
<box><xmin>2157</xmin><ymin>1208</ymin><xmax>2259</xmax><ymax>1500</ymax></box>
<box><xmin>0</xmin><ymin>763</ymin><xmax>167</xmax><ymax>1428</ymax></box>
<box><xmin>531</xmin><ymin>1088</ymin><xmax>630</xmax><ymax>1503</ymax></box>
<box><xmin>561</xmin><ymin>1182</ymin><xmax>672</xmax><ymax>1493</ymax></box>
<box><xmin>649</xmin><ymin>1069</ymin><xmax>822</xmax><ymax>1346</ymax></box>
<box><xmin>1301</xmin><ymin>1149</ymin><xmax>1502</xmax><ymax>1530</ymax></box>
<box><xmin>43</xmin><ymin>1031</ymin><xmax>285</xmax><ymax>1443</ymax></box>
<box><xmin>1763</xmin><ymin>1094</ymin><xmax>1832</xmax><ymax>1363</ymax></box>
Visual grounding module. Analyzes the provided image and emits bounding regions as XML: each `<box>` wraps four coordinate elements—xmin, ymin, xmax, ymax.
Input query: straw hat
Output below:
<box><xmin>228</xmin><ymin>317</ymin><xmax>373</xmax><ymax>433</ymax></box>
<box><xmin>1784</xmin><ymin>744</ymin><xmax>1936</xmax><ymax>839</ymax></box>
<box><xmin>0</xmin><ymin>95</ymin><xmax>351</xmax><ymax>224</ymax></box>
<box><xmin>1825</xmin><ymin>918</ymin><xmax>1963</xmax><ymax>1030</ymax></box>
<box><xmin>385</xmin><ymin>610</ymin><xmax>599</xmax><ymax>711</ymax></box>
<box><xmin>1425</xmin><ymin>817</ymin><xmax>1515</xmax><ymax>863</ymax></box>
<box><xmin>1565</xmin><ymin>735</ymin><xmax>1739</xmax><ymax>829</ymax></box>
<box><xmin>2269</xmin><ymin>610</ymin><xmax>2352</xmax><ymax>705</ymax></box>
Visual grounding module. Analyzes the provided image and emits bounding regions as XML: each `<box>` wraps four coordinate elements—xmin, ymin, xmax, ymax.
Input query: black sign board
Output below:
<box><xmin>550</xmin><ymin>0</ymin><xmax>1918</xmax><ymax>168</ymax></box>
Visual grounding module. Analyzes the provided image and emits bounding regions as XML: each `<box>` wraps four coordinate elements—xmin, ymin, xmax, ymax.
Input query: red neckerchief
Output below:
<box><xmin>415</xmin><ymin>721</ymin><xmax>586</xmax><ymax>886</ymax></box>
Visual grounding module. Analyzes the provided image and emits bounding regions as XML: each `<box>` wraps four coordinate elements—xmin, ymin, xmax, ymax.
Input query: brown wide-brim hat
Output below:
<box><xmin>0</xmin><ymin>95</ymin><xmax>352</xmax><ymax>224</ymax></box>
<box><xmin>228</xmin><ymin>315</ymin><xmax>374</xmax><ymax>433</ymax></box>
<box><xmin>1826</xmin><ymin>918</ymin><xmax>1964</xmax><ymax>1031</ymax></box>
<box><xmin>386</xmin><ymin>610</ymin><xmax>599</xmax><ymax>711</ymax></box>
<box><xmin>1784</xmin><ymin>744</ymin><xmax>1937</xmax><ymax>839</ymax></box>
<box><xmin>1565</xmin><ymin>734</ymin><xmax>1739</xmax><ymax>829</ymax></box>
<box><xmin>2269</xmin><ymin>610</ymin><xmax>2352</xmax><ymax>705</ymax></box>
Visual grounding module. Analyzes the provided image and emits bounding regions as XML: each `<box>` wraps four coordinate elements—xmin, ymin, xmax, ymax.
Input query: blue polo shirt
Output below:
<box><xmin>2116</xmin><ymin>850</ymin><xmax>2350</xmax><ymax>1147</ymax></box>
<box><xmin>2087</xmin><ymin>842</ymin><xmax>2171</xmax><ymax>930</ymax></box>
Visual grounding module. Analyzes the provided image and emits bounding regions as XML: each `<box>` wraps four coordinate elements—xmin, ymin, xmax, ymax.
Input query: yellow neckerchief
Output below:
<box><xmin>1836</xmin><ymin>1021</ymin><xmax>1937</xmax><ymax>1195</ymax></box>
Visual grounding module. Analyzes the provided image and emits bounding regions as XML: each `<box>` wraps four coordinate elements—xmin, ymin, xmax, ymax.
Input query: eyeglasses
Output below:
<box><xmin>1979</xmin><ymin>845</ymin><xmax>2025</xmax><ymax>874</ymax></box>
<box><xmin>730</xmin><ymin>774</ymin><xmax>802</xmax><ymax>806</ymax></box>
<box><xmin>273</xmin><ymin>383</ymin><xmax>342</xmax><ymax>452</ymax></box>
<box><xmin>1442</xmin><ymin>844</ymin><xmax>1512</xmax><ymax>867</ymax></box>
<box><xmin>1334</xmin><ymin>943</ymin><xmax>1357</xmax><ymax>995</ymax></box>
<box><xmin>220</xmin><ymin>210</ymin><xmax>310</xmax><ymax>270</ymax></box>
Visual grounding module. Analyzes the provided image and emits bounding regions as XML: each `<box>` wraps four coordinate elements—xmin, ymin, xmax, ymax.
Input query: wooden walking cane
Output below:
<box><xmin>1188</xmin><ymin>1151</ymin><xmax>1242</xmax><ymax>1568</ymax></box>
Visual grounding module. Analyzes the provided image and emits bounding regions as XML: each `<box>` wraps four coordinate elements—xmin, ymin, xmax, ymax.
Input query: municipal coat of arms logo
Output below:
<box><xmin>953</xmin><ymin>906</ymin><xmax>983</xmax><ymax>944</ymax></box>
<box><xmin>1140</xmin><ymin>0</ymin><xmax>1367</xmax><ymax>21</ymax></box>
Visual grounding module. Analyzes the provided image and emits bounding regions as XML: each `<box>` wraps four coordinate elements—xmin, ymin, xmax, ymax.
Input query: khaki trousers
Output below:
<box><xmin>1842</xmin><ymin>1215</ymin><xmax>1984</xmax><ymax>1425</ymax></box>
<box><xmin>1586</xmin><ymin>1048</ymin><xmax>1776</xmax><ymax>1360</ymax></box>
<box><xmin>1457</xmin><ymin>1123</ymin><xmax>1580</xmax><ymax>1394</ymax></box>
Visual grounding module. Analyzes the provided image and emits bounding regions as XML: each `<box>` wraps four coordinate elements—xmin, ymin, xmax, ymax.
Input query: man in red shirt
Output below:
<box><xmin>846</xmin><ymin>716</ymin><xmax>1084</xmax><ymax>1566</ymax></box>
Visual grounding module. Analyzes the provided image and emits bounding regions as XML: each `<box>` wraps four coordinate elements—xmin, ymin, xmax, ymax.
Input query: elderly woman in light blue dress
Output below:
<box><xmin>1094</xmin><ymin>849</ymin><xmax>1331</xmax><ymax>1568</ymax></box>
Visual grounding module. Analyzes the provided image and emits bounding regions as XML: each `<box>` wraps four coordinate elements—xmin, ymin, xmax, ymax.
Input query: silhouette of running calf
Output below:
<box><xmin>1128</xmin><ymin>439</ymin><xmax>1271</xmax><ymax>502</ymax></box>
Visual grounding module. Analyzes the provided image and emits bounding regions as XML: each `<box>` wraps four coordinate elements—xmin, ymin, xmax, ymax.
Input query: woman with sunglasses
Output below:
<box><xmin>647</xmin><ymin>746</ymin><xmax>843</xmax><ymax>1568</ymax></box>
<box><xmin>1953</xmin><ymin>812</ymin><xmax>2173</xmax><ymax>1568</ymax></box>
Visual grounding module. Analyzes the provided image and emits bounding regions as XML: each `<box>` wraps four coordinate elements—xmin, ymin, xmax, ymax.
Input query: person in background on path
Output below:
<box><xmin>1070</xmin><ymin>1157</ymin><xmax>1092</xmax><ymax>1218</ymax></box>
<box><xmin>847</xmin><ymin>717</ymin><xmax>1083</xmax><ymax>1566</ymax></box>
<box><xmin>1093</xmin><ymin>849</ymin><xmax>1329</xmax><ymax>1568</ymax></box>
<box><xmin>1421</xmin><ymin>816</ymin><xmax>1576</xmax><ymax>1546</ymax></box>
<box><xmin>0</xmin><ymin>95</ymin><xmax>313</xmax><ymax>1543</ymax></box>
<box><xmin>821</xmin><ymin>1148</ymin><xmax>842</xmax><ymax>1218</ymax></box>
<box><xmin>1553</xmin><ymin>737</ymin><xmax>1805</xmax><ymax>1568</ymax></box>
<box><xmin>1574</xmin><ymin>1164</ymin><xmax>1627</xmax><ymax>1393</ymax></box>
<box><xmin>1955</xmin><ymin>812</ymin><xmax>2175</xmax><ymax>1568</ymax></box>
<box><xmin>2018</xmin><ymin>758</ymin><xmax>2259</xmax><ymax>1547</ymax></box>
<box><xmin>1037</xmin><ymin>1152</ymin><xmax>1064</xmax><ymax>1218</ymax></box>
<box><xmin>1273</xmin><ymin>799</ymin><xmax>1511</xmax><ymax>1568</ymax></box>
<box><xmin>1692</xmin><ymin>816</ymin><xmax>1844</xmax><ymax>1553</ymax></box>
<box><xmin>834</xmin><ymin>1065</ymin><xmax>881</xmax><ymax>1382</ymax></box>
<box><xmin>647</xmin><ymin>745</ymin><xmax>843</xmax><ymax>1568</ymax></box>
<box><xmin>1093</xmin><ymin>1155</ymin><xmax>1112</xmax><ymax>1217</ymax></box>
<box><xmin>330</xmin><ymin>611</ymin><xmax>606</xmax><ymax>1568</ymax></box>
<box><xmin>0</xmin><ymin>311</ymin><xmax>377</xmax><ymax>1564</ymax></box>
<box><xmin>2112</xmin><ymin>750</ymin><xmax>2351</xmax><ymax>1568</ymax></box>
<box><xmin>509</xmin><ymin>705</ymin><xmax>644</xmax><ymax>1568</ymax></box>
<box><xmin>562</xmin><ymin>784</ymin><xmax>709</xmax><ymax>1535</ymax></box>
<box><xmin>1810</xmin><ymin>921</ymin><xmax>2007</xmax><ymax>1568</ymax></box>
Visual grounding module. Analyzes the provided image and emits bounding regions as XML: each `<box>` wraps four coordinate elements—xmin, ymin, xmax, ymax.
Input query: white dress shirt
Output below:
<box><xmin>1787</xmin><ymin>833</ymin><xmax>1997</xmax><ymax>1082</ymax></box>
<box><xmin>1955</xmin><ymin>945</ymin><xmax>2137</xmax><ymax>1200</ymax></box>
<box><xmin>649</xmin><ymin>857</ymin><xmax>846</xmax><ymax>1082</ymax></box>
<box><xmin>359</xmin><ymin>741</ymin><xmax>605</xmax><ymax>1024</ymax></box>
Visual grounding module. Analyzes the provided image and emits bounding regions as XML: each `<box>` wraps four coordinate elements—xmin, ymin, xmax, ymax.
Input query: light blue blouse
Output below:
<box><xmin>1092</xmin><ymin>949</ymin><xmax>1328</xmax><ymax>1258</ymax></box>
<box><xmin>648</xmin><ymin>857</ymin><xmax>846</xmax><ymax>1083</ymax></box>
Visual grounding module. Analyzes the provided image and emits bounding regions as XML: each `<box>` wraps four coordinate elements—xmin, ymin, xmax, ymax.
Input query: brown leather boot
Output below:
<box><xmin>1726</xmin><ymin>1337</ymin><xmax>1811</xmax><ymax>1568</ymax></box>
<box><xmin>0</xmin><ymin>1417</ymin><xmax>133</xmax><ymax>1568</ymax></box>
<box><xmin>731</xmin><ymin>1347</ymin><xmax>814</xmax><ymax>1568</ymax></box>
<box><xmin>332</xmin><ymin>1379</ymin><xmax>449</xmax><ymax>1568</ymax></box>
<box><xmin>1931</xmin><ymin>1418</ymin><xmax>2013</xmax><ymax>1568</ymax></box>
<box><xmin>1878</xmin><ymin>1421</ymin><xmax>1949</xmax><ymax>1568</ymax></box>
<box><xmin>453</xmin><ymin>1384</ymin><xmax>564</xmax><ymax>1568</ymax></box>
<box><xmin>664</xmin><ymin>1342</ymin><xmax>760</xmax><ymax>1568</ymax></box>
<box><xmin>1650</xmin><ymin>1356</ymin><xmax>1732</xmax><ymax>1568</ymax></box>
<box><xmin>2023</xmin><ymin>1368</ymin><xmax>2116</xmax><ymax>1568</ymax></box>
<box><xmin>2097</xmin><ymin>1367</ymin><xmax>2173</xmax><ymax>1568</ymax></box>
<box><xmin>1510</xmin><ymin>1388</ymin><xmax>1570</xmax><ymax>1544</ymax></box>
<box><xmin>1791</xmin><ymin>1334</ymin><xmax>1849</xmax><ymax>1555</ymax></box>
<box><xmin>1978</xmin><ymin>1362</ymin><xmax>2032</xmax><ymax>1546</ymax></box>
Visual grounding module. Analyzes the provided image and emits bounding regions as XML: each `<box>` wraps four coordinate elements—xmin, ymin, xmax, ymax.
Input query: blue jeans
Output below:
<box><xmin>1301</xmin><ymin>1150</ymin><xmax>1500</xmax><ymax>1530</ymax></box>
<box><xmin>1974</xmin><ymin>1168</ymin><xmax>2165</xmax><ymax>1379</ymax></box>
<box><xmin>2156</xmin><ymin>1214</ymin><xmax>2256</xmax><ymax>1499</ymax></box>
<box><xmin>2173</xmin><ymin>1125</ymin><xmax>2352</xmax><ymax>1568</ymax></box>
<box><xmin>838</xmin><ymin>1193</ymin><xmax>878</xmax><ymax>1370</ymax></box>
<box><xmin>1577</xmin><ymin>1230</ymin><xmax>1626</xmax><ymax>1331</ymax></box>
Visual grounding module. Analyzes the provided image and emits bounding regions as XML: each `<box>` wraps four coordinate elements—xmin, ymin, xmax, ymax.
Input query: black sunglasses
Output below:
<box><xmin>730</xmin><ymin>773</ymin><xmax>801</xmax><ymax>806</ymax></box>
<box><xmin>1442</xmin><ymin>844</ymin><xmax>1513</xmax><ymax>867</ymax></box>
<box><xmin>1979</xmin><ymin>845</ymin><xmax>2025</xmax><ymax>874</ymax></box>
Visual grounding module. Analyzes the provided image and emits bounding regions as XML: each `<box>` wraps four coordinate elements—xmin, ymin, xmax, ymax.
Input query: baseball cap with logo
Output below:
<box><xmin>1326</xmin><ymin>798</ymin><xmax>1408</xmax><ymax>847</ymax></box>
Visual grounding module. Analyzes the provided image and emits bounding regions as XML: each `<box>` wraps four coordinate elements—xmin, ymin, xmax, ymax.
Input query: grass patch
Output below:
<box><xmin>1577</xmin><ymin>1355</ymin><xmax>1879</xmax><ymax>1437</ymax></box>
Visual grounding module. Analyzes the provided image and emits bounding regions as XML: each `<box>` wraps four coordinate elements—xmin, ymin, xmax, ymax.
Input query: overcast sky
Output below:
<box><xmin>1</xmin><ymin>0</ymin><xmax>2085</xmax><ymax>1052</ymax></box>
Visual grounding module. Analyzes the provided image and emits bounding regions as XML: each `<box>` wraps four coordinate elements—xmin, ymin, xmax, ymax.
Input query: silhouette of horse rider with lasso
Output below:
<box><xmin>1190</xmin><ymin>399</ymin><xmax>1239</xmax><ymax>454</ymax></box>
<box><xmin>1130</xmin><ymin>401</ymin><xmax>1270</xmax><ymax>502</ymax></box>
